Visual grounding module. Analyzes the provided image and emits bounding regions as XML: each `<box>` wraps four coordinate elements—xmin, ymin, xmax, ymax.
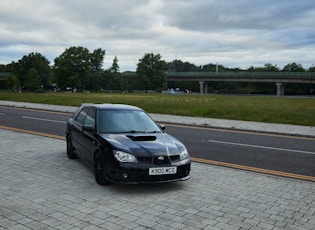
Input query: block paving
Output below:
<box><xmin>0</xmin><ymin>129</ymin><xmax>314</xmax><ymax>229</ymax></box>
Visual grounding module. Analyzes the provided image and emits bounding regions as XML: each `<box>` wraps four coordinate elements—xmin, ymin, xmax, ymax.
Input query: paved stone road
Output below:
<box><xmin>1</xmin><ymin>129</ymin><xmax>314</xmax><ymax>229</ymax></box>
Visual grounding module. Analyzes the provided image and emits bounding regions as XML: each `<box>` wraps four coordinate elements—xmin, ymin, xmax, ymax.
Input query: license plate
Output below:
<box><xmin>149</xmin><ymin>167</ymin><xmax>177</xmax><ymax>175</ymax></box>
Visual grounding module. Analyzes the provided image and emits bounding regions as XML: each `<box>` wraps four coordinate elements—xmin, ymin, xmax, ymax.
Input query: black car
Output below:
<box><xmin>66</xmin><ymin>103</ymin><xmax>191</xmax><ymax>185</ymax></box>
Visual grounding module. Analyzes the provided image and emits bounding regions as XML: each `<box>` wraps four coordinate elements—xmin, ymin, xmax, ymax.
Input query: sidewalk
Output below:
<box><xmin>1</xmin><ymin>129</ymin><xmax>314</xmax><ymax>230</ymax></box>
<box><xmin>1</xmin><ymin>100</ymin><xmax>315</xmax><ymax>137</ymax></box>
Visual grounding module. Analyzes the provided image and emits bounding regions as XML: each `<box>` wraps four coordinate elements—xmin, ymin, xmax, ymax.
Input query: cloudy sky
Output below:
<box><xmin>1</xmin><ymin>0</ymin><xmax>315</xmax><ymax>71</ymax></box>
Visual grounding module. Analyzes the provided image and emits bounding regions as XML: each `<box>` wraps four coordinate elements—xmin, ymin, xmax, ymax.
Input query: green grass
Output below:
<box><xmin>1</xmin><ymin>91</ymin><xmax>315</xmax><ymax>126</ymax></box>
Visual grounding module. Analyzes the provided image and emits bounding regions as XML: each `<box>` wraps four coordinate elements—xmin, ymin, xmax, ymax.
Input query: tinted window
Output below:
<box><xmin>84</xmin><ymin>107</ymin><xmax>96</xmax><ymax>127</ymax></box>
<box><xmin>98</xmin><ymin>109</ymin><xmax>161</xmax><ymax>133</ymax></box>
<box><xmin>72</xmin><ymin>108</ymin><xmax>80</xmax><ymax>119</ymax></box>
<box><xmin>75</xmin><ymin>107</ymin><xmax>89</xmax><ymax>125</ymax></box>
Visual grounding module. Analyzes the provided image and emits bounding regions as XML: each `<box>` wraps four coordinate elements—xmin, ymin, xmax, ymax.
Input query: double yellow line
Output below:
<box><xmin>0</xmin><ymin>125</ymin><xmax>65</xmax><ymax>140</ymax></box>
<box><xmin>1</xmin><ymin>125</ymin><xmax>315</xmax><ymax>182</ymax></box>
<box><xmin>191</xmin><ymin>157</ymin><xmax>315</xmax><ymax>182</ymax></box>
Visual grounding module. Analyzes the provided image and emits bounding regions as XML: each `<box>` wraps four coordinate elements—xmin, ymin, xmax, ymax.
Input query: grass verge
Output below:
<box><xmin>1</xmin><ymin>91</ymin><xmax>314</xmax><ymax>126</ymax></box>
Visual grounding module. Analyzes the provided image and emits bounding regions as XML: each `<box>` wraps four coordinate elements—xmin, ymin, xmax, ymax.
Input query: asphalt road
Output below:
<box><xmin>1</xmin><ymin>106</ymin><xmax>315</xmax><ymax>179</ymax></box>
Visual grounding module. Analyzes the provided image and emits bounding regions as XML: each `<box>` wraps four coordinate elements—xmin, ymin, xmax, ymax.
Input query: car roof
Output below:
<box><xmin>80</xmin><ymin>103</ymin><xmax>142</xmax><ymax>111</ymax></box>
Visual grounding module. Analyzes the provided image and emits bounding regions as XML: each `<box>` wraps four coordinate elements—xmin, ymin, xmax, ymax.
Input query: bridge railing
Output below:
<box><xmin>165</xmin><ymin>71</ymin><xmax>315</xmax><ymax>77</ymax></box>
<box><xmin>122</xmin><ymin>71</ymin><xmax>315</xmax><ymax>77</ymax></box>
<box><xmin>165</xmin><ymin>71</ymin><xmax>315</xmax><ymax>83</ymax></box>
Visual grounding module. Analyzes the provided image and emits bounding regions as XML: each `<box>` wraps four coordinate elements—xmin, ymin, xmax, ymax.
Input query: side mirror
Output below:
<box><xmin>160</xmin><ymin>124</ymin><xmax>166</xmax><ymax>131</ymax></box>
<box><xmin>82</xmin><ymin>125</ymin><xmax>95</xmax><ymax>132</ymax></box>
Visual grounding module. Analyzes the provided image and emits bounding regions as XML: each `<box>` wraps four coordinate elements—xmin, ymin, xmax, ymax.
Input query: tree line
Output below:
<box><xmin>0</xmin><ymin>46</ymin><xmax>314</xmax><ymax>95</ymax></box>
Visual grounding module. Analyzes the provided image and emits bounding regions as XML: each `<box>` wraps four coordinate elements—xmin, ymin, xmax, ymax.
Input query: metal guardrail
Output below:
<box><xmin>165</xmin><ymin>71</ymin><xmax>315</xmax><ymax>77</ymax></box>
<box><xmin>2</xmin><ymin>71</ymin><xmax>313</xmax><ymax>84</ymax></box>
<box><xmin>164</xmin><ymin>72</ymin><xmax>314</xmax><ymax>83</ymax></box>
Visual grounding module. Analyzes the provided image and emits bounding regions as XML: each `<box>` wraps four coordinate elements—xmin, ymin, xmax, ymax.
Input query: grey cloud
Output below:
<box><xmin>0</xmin><ymin>0</ymin><xmax>315</xmax><ymax>70</ymax></box>
<box><xmin>161</xmin><ymin>0</ymin><xmax>315</xmax><ymax>31</ymax></box>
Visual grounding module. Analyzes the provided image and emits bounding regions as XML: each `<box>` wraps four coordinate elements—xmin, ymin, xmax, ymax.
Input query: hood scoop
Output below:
<box><xmin>127</xmin><ymin>135</ymin><xmax>157</xmax><ymax>141</ymax></box>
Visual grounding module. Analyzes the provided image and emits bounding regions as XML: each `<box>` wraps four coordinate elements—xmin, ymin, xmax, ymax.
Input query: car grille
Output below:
<box><xmin>137</xmin><ymin>155</ymin><xmax>180</xmax><ymax>165</ymax></box>
<box><xmin>153</xmin><ymin>156</ymin><xmax>170</xmax><ymax>165</ymax></box>
<box><xmin>137</xmin><ymin>157</ymin><xmax>151</xmax><ymax>164</ymax></box>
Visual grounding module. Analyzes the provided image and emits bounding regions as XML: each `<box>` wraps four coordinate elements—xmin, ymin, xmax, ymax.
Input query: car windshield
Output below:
<box><xmin>98</xmin><ymin>109</ymin><xmax>161</xmax><ymax>134</ymax></box>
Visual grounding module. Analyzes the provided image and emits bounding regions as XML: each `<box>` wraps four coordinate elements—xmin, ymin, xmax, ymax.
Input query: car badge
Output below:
<box><xmin>158</xmin><ymin>156</ymin><xmax>164</xmax><ymax>160</ymax></box>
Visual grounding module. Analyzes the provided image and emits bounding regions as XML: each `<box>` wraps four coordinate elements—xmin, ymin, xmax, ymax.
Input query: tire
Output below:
<box><xmin>66</xmin><ymin>135</ymin><xmax>77</xmax><ymax>159</ymax></box>
<box><xmin>94</xmin><ymin>151</ymin><xmax>110</xmax><ymax>185</ymax></box>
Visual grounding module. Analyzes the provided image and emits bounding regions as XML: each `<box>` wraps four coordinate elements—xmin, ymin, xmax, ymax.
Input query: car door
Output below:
<box><xmin>80</xmin><ymin>107</ymin><xmax>97</xmax><ymax>165</ymax></box>
<box><xmin>71</xmin><ymin>107</ymin><xmax>89</xmax><ymax>158</ymax></box>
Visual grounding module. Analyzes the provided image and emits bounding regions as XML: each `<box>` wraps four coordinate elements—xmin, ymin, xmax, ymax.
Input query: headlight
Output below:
<box><xmin>113</xmin><ymin>150</ymin><xmax>137</xmax><ymax>162</ymax></box>
<box><xmin>179</xmin><ymin>148</ymin><xmax>190</xmax><ymax>161</ymax></box>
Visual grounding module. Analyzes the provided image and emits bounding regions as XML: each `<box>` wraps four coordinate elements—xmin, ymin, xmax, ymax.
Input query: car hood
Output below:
<box><xmin>99</xmin><ymin>133</ymin><xmax>185</xmax><ymax>156</ymax></box>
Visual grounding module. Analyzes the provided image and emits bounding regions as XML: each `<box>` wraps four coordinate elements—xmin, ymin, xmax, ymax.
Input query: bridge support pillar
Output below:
<box><xmin>275</xmin><ymin>83</ymin><xmax>284</xmax><ymax>96</ymax></box>
<box><xmin>199</xmin><ymin>81</ymin><xmax>208</xmax><ymax>94</ymax></box>
<box><xmin>199</xmin><ymin>81</ymin><xmax>204</xmax><ymax>94</ymax></box>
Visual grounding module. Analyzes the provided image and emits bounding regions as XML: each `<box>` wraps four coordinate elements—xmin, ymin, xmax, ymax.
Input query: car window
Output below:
<box><xmin>84</xmin><ymin>107</ymin><xmax>96</xmax><ymax>127</ymax></box>
<box><xmin>99</xmin><ymin>109</ymin><xmax>161</xmax><ymax>133</ymax></box>
<box><xmin>72</xmin><ymin>108</ymin><xmax>80</xmax><ymax>119</ymax></box>
<box><xmin>75</xmin><ymin>107</ymin><xmax>89</xmax><ymax>125</ymax></box>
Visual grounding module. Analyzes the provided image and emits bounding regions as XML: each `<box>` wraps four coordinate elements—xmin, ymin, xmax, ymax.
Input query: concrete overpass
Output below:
<box><xmin>165</xmin><ymin>72</ymin><xmax>315</xmax><ymax>96</ymax></box>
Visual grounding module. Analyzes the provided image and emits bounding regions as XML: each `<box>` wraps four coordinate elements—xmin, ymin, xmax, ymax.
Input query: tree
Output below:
<box><xmin>263</xmin><ymin>63</ymin><xmax>280</xmax><ymax>72</ymax></box>
<box><xmin>108</xmin><ymin>56</ymin><xmax>123</xmax><ymax>90</ymax></box>
<box><xmin>282</xmin><ymin>62</ymin><xmax>305</xmax><ymax>72</ymax></box>
<box><xmin>5</xmin><ymin>73</ymin><xmax>19</xmax><ymax>91</ymax></box>
<box><xmin>202</xmin><ymin>63</ymin><xmax>227</xmax><ymax>72</ymax></box>
<box><xmin>53</xmin><ymin>46</ymin><xmax>90</xmax><ymax>90</ymax></box>
<box><xmin>109</xmin><ymin>56</ymin><xmax>119</xmax><ymax>74</ymax></box>
<box><xmin>247</xmin><ymin>63</ymin><xmax>279</xmax><ymax>72</ymax></box>
<box><xmin>165</xmin><ymin>59</ymin><xmax>200</xmax><ymax>72</ymax></box>
<box><xmin>100</xmin><ymin>57</ymin><xmax>123</xmax><ymax>91</ymax></box>
<box><xmin>14</xmin><ymin>52</ymin><xmax>52</xmax><ymax>90</ymax></box>
<box><xmin>90</xmin><ymin>48</ymin><xmax>106</xmax><ymax>73</ymax></box>
<box><xmin>308</xmin><ymin>65</ymin><xmax>315</xmax><ymax>72</ymax></box>
<box><xmin>135</xmin><ymin>53</ymin><xmax>166</xmax><ymax>92</ymax></box>
<box><xmin>53</xmin><ymin>46</ymin><xmax>105</xmax><ymax>90</ymax></box>
<box><xmin>24</xmin><ymin>68</ymin><xmax>41</xmax><ymax>91</ymax></box>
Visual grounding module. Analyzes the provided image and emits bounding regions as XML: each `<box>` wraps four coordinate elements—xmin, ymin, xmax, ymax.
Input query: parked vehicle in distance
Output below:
<box><xmin>66</xmin><ymin>103</ymin><xmax>191</xmax><ymax>185</ymax></box>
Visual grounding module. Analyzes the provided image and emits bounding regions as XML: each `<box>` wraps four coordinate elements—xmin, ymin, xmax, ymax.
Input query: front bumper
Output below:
<box><xmin>105</xmin><ymin>162</ymin><xmax>191</xmax><ymax>184</ymax></box>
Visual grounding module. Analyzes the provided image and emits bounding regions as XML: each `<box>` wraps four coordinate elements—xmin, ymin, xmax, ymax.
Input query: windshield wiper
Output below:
<box><xmin>146</xmin><ymin>130</ymin><xmax>160</xmax><ymax>133</ymax></box>
<box><xmin>115</xmin><ymin>130</ymin><xmax>160</xmax><ymax>134</ymax></box>
<box><xmin>115</xmin><ymin>130</ymin><xmax>145</xmax><ymax>134</ymax></box>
